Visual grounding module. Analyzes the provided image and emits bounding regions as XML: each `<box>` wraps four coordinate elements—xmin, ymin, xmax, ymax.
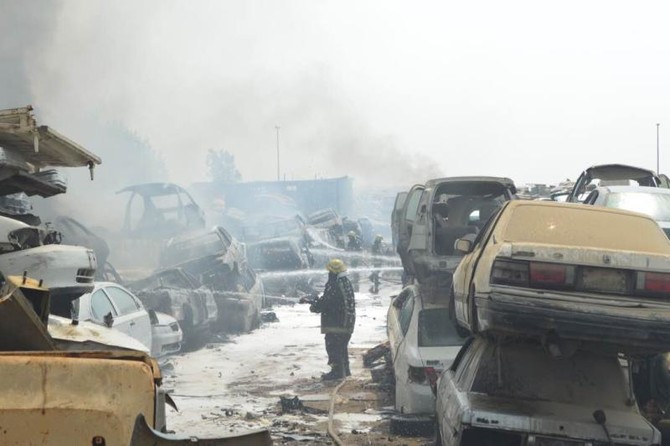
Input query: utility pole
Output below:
<box><xmin>656</xmin><ymin>123</ymin><xmax>661</xmax><ymax>175</ymax></box>
<box><xmin>275</xmin><ymin>126</ymin><xmax>280</xmax><ymax>181</ymax></box>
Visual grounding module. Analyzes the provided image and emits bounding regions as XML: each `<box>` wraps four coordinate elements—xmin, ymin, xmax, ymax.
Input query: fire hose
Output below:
<box><xmin>327</xmin><ymin>377</ymin><xmax>348</xmax><ymax>446</ymax></box>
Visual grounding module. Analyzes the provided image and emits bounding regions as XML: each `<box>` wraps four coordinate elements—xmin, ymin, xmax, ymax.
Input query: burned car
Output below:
<box><xmin>0</xmin><ymin>215</ymin><xmax>97</xmax><ymax>311</ymax></box>
<box><xmin>394</xmin><ymin>176</ymin><xmax>516</xmax><ymax>287</ymax></box>
<box><xmin>435</xmin><ymin>337</ymin><xmax>660</xmax><ymax>446</ymax></box>
<box><xmin>566</xmin><ymin>164</ymin><xmax>670</xmax><ymax>203</ymax></box>
<box><xmin>118</xmin><ymin>182</ymin><xmax>206</xmax><ymax>239</ymax></box>
<box><xmin>129</xmin><ymin>267</ymin><xmax>217</xmax><ymax>346</ymax></box>
<box><xmin>247</xmin><ymin>236</ymin><xmax>314</xmax><ymax>297</ymax></box>
<box><xmin>451</xmin><ymin>200</ymin><xmax>670</xmax><ymax>353</ymax></box>
<box><xmin>159</xmin><ymin>226</ymin><xmax>264</xmax><ymax>333</ymax></box>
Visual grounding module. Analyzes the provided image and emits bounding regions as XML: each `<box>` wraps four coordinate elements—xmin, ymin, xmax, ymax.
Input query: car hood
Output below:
<box><xmin>464</xmin><ymin>393</ymin><xmax>658</xmax><ymax>444</ymax></box>
<box><xmin>154</xmin><ymin>311</ymin><xmax>179</xmax><ymax>327</ymax></box>
<box><xmin>48</xmin><ymin>315</ymin><xmax>150</xmax><ymax>354</ymax></box>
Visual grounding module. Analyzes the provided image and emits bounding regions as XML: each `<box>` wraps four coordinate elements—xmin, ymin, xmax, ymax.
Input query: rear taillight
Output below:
<box><xmin>636</xmin><ymin>271</ymin><xmax>670</xmax><ymax>296</ymax></box>
<box><xmin>491</xmin><ymin>259</ymin><xmax>529</xmax><ymax>286</ymax></box>
<box><xmin>529</xmin><ymin>262</ymin><xmax>575</xmax><ymax>289</ymax></box>
<box><xmin>492</xmin><ymin>259</ymin><xmax>574</xmax><ymax>290</ymax></box>
<box><xmin>408</xmin><ymin>366</ymin><xmax>437</xmax><ymax>386</ymax></box>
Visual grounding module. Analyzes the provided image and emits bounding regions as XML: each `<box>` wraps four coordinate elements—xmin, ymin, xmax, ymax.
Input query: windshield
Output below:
<box><xmin>605</xmin><ymin>192</ymin><xmax>670</xmax><ymax>221</ymax></box>
<box><xmin>418</xmin><ymin>309</ymin><xmax>468</xmax><ymax>347</ymax></box>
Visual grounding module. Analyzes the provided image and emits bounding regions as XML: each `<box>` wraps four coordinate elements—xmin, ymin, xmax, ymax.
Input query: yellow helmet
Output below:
<box><xmin>326</xmin><ymin>258</ymin><xmax>347</xmax><ymax>274</ymax></box>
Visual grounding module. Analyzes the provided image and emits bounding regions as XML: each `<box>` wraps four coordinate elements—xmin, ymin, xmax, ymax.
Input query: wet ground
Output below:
<box><xmin>162</xmin><ymin>277</ymin><xmax>430</xmax><ymax>445</ymax></box>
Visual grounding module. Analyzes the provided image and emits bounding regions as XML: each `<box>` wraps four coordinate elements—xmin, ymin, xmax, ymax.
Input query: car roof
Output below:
<box><xmin>116</xmin><ymin>182</ymin><xmax>191</xmax><ymax>196</ymax></box>
<box><xmin>582</xmin><ymin>164</ymin><xmax>657</xmax><ymax>180</ymax></box>
<box><xmin>424</xmin><ymin>176</ymin><xmax>515</xmax><ymax>188</ymax></box>
<box><xmin>503</xmin><ymin>199</ymin><xmax>658</xmax><ymax>220</ymax></box>
<box><xmin>594</xmin><ymin>185</ymin><xmax>670</xmax><ymax>195</ymax></box>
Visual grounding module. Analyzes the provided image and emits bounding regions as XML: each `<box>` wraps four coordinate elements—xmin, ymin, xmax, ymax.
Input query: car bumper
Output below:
<box><xmin>399</xmin><ymin>382</ymin><xmax>435</xmax><ymax>415</ymax></box>
<box><xmin>475</xmin><ymin>288</ymin><xmax>670</xmax><ymax>353</ymax></box>
<box><xmin>151</xmin><ymin>330</ymin><xmax>182</xmax><ymax>357</ymax></box>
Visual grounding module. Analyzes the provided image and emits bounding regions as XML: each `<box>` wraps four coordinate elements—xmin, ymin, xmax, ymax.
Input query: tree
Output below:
<box><xmin>206</xmin><ymin>149</ymin><xmax>242</xmax><ymax>182</ymax></box>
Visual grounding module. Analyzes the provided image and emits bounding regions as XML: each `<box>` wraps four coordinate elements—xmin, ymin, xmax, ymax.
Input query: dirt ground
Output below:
<box><xmin>162</xmin><ymin>276</ymin><xmax>432</xmax><ymax>445</ymax></box>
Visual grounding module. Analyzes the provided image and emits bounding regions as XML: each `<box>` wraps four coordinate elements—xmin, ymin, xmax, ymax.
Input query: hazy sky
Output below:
<box><xmin>5</xmin><ymin>0</ymin><xmax>670</xmax><ymax>188</ymax></box>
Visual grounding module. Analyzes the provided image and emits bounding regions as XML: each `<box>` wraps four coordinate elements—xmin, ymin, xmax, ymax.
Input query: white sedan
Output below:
<box><xmin>74</xmin><ymin>282</ymin><xmax>182</xmax><ymax>358</ymax></box>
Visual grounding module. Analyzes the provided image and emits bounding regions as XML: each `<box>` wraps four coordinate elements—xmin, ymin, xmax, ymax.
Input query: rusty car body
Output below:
<box><xmin>451</xmin><ymin>200</ymin><xmax>670</xmax><ymax>353</ymax></box>
<box><xmin>435</xmin><ymin>337</ymin><xmax>660</xmax><ymax>446</ymax></box>
<box><xmin>0</xmin><ymin>276</ymin><xmax>272</xmax><ymax>445</ymax></box>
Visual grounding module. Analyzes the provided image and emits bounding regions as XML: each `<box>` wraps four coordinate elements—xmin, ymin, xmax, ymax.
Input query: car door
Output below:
<box><xmin>391</xmin><ymin>192</ymin><xmax>408</xmax><ymax>250</ymax></box>
<box><xmin>103</xmin><ymin>285</ymin><xmax>152</xmax><ymax>350</ymax></box>
<box><xmin>453</xmin><ymin>205</ymin><xmax>504</xmax><ymax>326</ymax></box>
<box><xmin>398</xmin><ymin>186</ymin><xmax>425</xmax><ymax>275</ymax></box>
<box><xmin>88</xmin><ymin>288</ymin><xmax>118</xmax><ymax>327</ymax></box>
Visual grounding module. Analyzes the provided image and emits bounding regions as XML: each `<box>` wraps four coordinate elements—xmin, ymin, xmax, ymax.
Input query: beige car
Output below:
<box><xmin>451</xmin><ymin>200</ymin><xmax>670</xmax><ymax>353</ymax></box>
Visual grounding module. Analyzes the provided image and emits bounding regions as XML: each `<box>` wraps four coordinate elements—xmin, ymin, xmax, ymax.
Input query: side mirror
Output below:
<box><xmin>454</xmin><ymin>238</ymin><xmax>474</xmax><ymax>254</ymax></box>
<box><xmin>103</xmin><ymin>312</ymin><xmax>114</xmax><ymax>328</ymax></box>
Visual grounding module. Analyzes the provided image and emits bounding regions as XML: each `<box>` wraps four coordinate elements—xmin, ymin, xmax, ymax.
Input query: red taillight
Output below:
<box><xmin>492</xmin><ymin>259</ymin><xmax>574</xmax><ymax>290</ymax></box>
<box><xmin>408</xmin><ymin>366</ymin><xmax>439</xmax><ymax>386</ymax></box>
<box><xmin>637</xmin><ymin>272</ymin><xmax>670</xmax><ymax>294</ymax></box>
<box><xmin>491</xmin><ymin>259</ymin><xmax>529</xmax><ymax>286</ymax></box>
<box><xmin>529</xmin><ymin>262</ymin><xmax>574</xmax><ymax>287</ymax></box>
<box><xmin>425</xmin><ymin>367</ymin><xmax>438</xmax><ymax>387</ymax></box>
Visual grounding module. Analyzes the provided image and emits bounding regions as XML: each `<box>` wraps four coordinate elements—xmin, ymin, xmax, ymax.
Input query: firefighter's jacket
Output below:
<box><xmin>310</xmin><ymin>273</ymin><xmax>356</xmax><ymax>334</ymax></box>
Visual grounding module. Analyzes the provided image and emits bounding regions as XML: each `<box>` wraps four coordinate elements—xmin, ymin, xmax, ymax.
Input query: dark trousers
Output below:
<box><xmin>325</xmin><ymin>332</ymin><xmax>351</xmax><ymax>371</ymax></box>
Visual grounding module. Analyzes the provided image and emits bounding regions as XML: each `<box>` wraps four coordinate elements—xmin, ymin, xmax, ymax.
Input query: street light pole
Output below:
<box><xmin>275</xmin><ymin>126</ymin><xmax>280</xmax><ymax>181</ymax></box>
<box><xmin>656</xmin><ymin>123</ymin><xmax>661</xmax><ymax>175</ymax></box>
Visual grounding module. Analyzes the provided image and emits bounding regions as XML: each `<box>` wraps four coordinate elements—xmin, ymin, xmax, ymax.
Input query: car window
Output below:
<box><xmin>398</xmin><ymin>291</ymin><xmax>415</xmax><ymax>336</ymax></box>
<box><xmin>90</xmin><ymin>289</ymin><xmax>117</xmax><ymax>321</ymax></box>
<box><xmin>418</xmin><ymin>309</ymin><xmax>468</xmax><ymax>347</ymax></box>
<box><xmin>472</xmin><ymin>206</ymin><xmax>502</xmax><ymax>248</ymax></box>
<box><xmin>104</xmin><ymin>286</ymin><xmax>141</xmax><ymax>316</ymax></box>
<box><xmin>404</xmin><ymin>189</ymin><xmax>423</xmax><ymax>221</ymax></box>
<box><xmin>605</xmin><ymin>191</ymin><xmax>670</xmax><ymax>221</ymax></box>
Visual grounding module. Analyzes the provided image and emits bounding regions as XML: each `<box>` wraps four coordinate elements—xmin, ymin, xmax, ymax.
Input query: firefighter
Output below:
<box><xmin>300</xmin><ymin>259</ymin><xmax>356</xmax><ymax>380</ymax></box>
<box><xmin>345</xmin><ymin>231</ymin><xmax>362</xmax><ymax>291</ymax></box>
<box><xmin>369</xmin><ymin>234</ymin><xmax>384</xmax><ymax>294</ymax></box>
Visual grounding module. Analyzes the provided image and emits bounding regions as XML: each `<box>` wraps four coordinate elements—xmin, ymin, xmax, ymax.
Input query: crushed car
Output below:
<box><xmin>129</xmin><ymin>267</ymin><xmax>217</xmax><ymax>347</ymax></box>
<box><xmin>118</xmin><ymin>182</ymin><xmax>206</xmax><ymax>239</ymax></box>
<box><xmin>247</xmin><ymin>236</ymin><xmax>314</xmax><ymax>297</ymax></box>
<box><xmin>435</xmin><ymin>336</ymin><xmax>660</xmax><ymax>446</ymax></box>
<box><xmin>451</xmin><ymin>200</ymin><xmax>670</xmax><ymax>353</ymax></box>
<box><xmin>158</xmin><ymin>226</ymin><xmax>264</xmax><ymax>333</ymax></box>
<box><xmin>566</xmin><ymin>163</ymin><xmax>670</xmax><ymax>203</ymax></box>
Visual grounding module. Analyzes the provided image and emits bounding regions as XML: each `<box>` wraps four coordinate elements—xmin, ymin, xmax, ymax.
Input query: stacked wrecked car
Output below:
<box><xmin>436</xmin><ymin>199</ymin><xmax>670</xmax><ymax>445</ymax></box>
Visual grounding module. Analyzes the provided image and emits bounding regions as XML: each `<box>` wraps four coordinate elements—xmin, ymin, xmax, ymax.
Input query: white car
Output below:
<box><xmin>73</xmin><ymin>282</ymin><xmax>182</xmax><ymax>358</ymax></box>
<box><xmin>387</xmin><ymin>284</ymin><xmax>467</xmax><ymax>432</ymax></box>
<box><xmin>584</xmin><ymin>185</ymin><xmax>670</xmax><ymax>238</ymax></box>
